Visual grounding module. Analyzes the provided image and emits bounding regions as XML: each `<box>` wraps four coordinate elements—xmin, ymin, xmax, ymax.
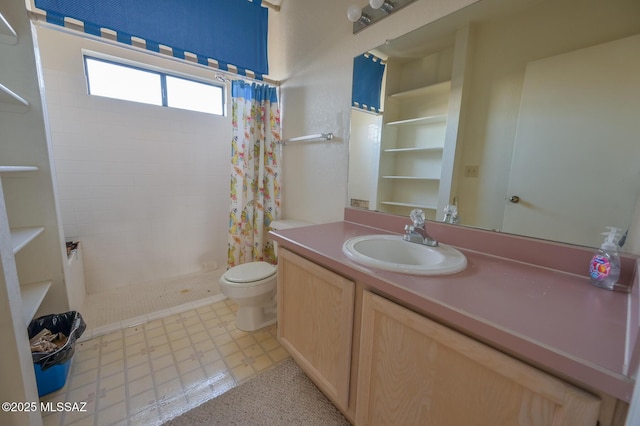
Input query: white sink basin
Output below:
<box><xmin>342</xmin><ymin>234</ymin><xmax>467</xmax><ymax>276</ymax></box>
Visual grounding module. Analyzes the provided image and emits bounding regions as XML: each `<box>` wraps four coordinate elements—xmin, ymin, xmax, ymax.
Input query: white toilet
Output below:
<box><xmin>219</xmin><ymin>219</ymin><xmax>311</xmax><ymax>331</ymax></box>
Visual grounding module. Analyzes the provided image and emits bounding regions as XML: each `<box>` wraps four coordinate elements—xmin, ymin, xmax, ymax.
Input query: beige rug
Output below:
<box><xmin>164</xmin><ymin>358</ymin><xmax>351</xmax><ymax>425</ymax></box>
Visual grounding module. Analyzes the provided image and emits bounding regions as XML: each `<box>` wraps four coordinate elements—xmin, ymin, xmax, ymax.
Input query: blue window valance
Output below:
<box><xmin>34</xmin><ymin>0</ymin><xmax>269</xmax><ymax>77</ymax></box>
<box><xmin>232</xmin><ymin>80</ymin><xmax>278</xmax><ymax>103</ymax></box>
<box><xmin>352</xmin><ymin>53</ymin><xmax>386</xmax><ymax>112</ymax></box>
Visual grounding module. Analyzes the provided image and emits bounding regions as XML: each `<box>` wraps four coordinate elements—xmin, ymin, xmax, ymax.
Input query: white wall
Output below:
<box><xmin>36</xmin><ymin>26</ymin><xmax>231</xmax><ymax>294</ymax></box>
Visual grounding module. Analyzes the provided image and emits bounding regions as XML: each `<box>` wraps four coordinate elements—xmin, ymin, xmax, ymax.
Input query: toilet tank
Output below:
<box><xmin>269</xmin><ymin>219</ymin><xmax>313</xmax><ymax>257</ymax></box>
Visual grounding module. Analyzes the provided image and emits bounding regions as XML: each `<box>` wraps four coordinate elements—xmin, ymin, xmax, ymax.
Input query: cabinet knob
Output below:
<box><xmin>508</xmin><ymin>195</ymin><xmax>520</xmax><ymax>204</ymax></box>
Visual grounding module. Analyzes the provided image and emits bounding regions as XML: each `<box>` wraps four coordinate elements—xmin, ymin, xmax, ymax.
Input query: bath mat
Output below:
<box><xmin>163</xmin><ymin>358</ymin><xmax>350</xmax><ymax>425</ymax></box>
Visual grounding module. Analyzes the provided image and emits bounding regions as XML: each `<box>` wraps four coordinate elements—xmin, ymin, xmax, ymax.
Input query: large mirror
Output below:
<box><xmin>348</xmin><ymin>0</ymin><xmax>640</xmax><ymax>250</ymax></box>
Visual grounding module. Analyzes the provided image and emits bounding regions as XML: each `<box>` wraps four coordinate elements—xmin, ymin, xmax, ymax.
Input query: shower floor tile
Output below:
<box><xmin>81</xmin><ymin>270</ymin><xmax>225</xmax><ymax>340</ymax></box>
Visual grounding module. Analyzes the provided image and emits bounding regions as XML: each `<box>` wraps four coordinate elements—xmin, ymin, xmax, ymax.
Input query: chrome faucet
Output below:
<box><xmin>403</xmin><ymin>209</ymin><xmax>438</xmax><ymax>247</ymax></box>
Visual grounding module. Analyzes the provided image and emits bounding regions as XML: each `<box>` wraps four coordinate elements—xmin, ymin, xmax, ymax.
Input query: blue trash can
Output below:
<box><xmin>28</xmin><ymin>311</ymin><xmax>86</xmax><ymax>396</ymax></box>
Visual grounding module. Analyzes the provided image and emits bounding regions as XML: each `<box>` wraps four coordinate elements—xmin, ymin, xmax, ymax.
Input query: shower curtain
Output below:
<box><xmin>227</xmin><ymin>80</ymin><xmax>281</xmax><ymax>268</ymax></box>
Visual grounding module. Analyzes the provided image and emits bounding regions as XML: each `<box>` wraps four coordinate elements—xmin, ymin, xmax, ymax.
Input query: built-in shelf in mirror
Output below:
<box><xmin>384</xmin><ymin>147</ymin><xmax>443</xmax><ymax>153</ymax></box>
<box><xmin>371</xmin><ymin>73</ymin><xmax>451</xmax><ymax>217</ymax></box>
<box><xmin>387</xmin><ymin>115</ymin><xmax>447</xmax><ymax>127</ymax></box>
<box><xmin>382</xmin><ymin>176</ymin><xmax>440</xmax><ymax>180</ymax></box>
<box><xmin>388</xmin><ymin>81</ymin><xmax>451</xmax><ymax>101</ymax></box>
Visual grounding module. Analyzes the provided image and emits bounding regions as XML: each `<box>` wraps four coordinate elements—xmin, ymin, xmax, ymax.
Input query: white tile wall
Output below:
<box><xmin>36</xmin><ymin>26</ymin><xmax>231</xmax><ymax>294</ymax></box>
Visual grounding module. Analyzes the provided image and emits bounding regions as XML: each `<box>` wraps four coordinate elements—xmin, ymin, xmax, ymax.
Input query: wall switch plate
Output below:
<box><xmin>464</xmin><ymin>165</ymin><xmax>479</xmax><ymax>178</ymax></box>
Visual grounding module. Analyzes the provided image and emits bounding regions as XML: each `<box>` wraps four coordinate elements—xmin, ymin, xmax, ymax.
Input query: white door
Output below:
<box><xmin>502</xmin><ymin>35</ymin><xmax>640</xmax><ymax>248</ymax></box>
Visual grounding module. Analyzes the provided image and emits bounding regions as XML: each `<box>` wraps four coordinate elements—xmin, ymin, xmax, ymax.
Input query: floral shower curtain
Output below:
<box><xmin>228</xmin><ymin>80</ymin><xmax>281</xmax><ymax>268</ymax></box>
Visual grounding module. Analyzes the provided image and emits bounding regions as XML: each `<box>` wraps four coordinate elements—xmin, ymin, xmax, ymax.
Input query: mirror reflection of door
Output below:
<box><xmin>503</xmin><ymin>34</ymin><xmax>640</xmax><ymax>248</ymax></box>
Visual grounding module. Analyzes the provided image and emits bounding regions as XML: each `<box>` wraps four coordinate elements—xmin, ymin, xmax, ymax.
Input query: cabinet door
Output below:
<box><xmin>357</xmin><ymin>291</ymin><xmax>601</xmax><ymax>425</ymax></box>
<box><xmin>277</xmin><ymin>248</ymin><xmax>355</xmax><ymax>410</ymax></box>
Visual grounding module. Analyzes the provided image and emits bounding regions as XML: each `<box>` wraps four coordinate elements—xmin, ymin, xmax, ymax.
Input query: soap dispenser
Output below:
<box><xmin>589</xmin><ymin>227</ymin><xmax>621</xmax><ymax>291</ymax></box>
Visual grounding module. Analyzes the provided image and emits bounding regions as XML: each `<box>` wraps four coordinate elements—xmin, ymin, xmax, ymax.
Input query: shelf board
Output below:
<box><xmin>21</xmin><ymin>281</ymin><xmax>52</xmax><ymax>325</ymax></box>
<box><xmin>11</xmin><ymin>227</ymin><xmax>45</xmax><ymax>254</ymax></box>
<box><xmin>0</xmin><ymin>83</ymin><xmax>29</xmax><ymax>107</ymax></box>
<box><xmin>384</xmin><ymin>147</ymin><xmax>443</xmax><ymax>153</ymax></box>
<box><xmin>0</xmin><ymin>166</ymin><xmax>39</xmax><ymax>175</ymax></box>
<box><xmin>382</xmin><ymin>176</ymin><xmax>440</xmax><ymax>181</ymax></box>
<box><xmin>386</xmin><ymin>114</ymin><xmax>447</xmax><ymax>127</ymax></box>
<box><xmin>0</xmin><ymin>13</ymin><xmax>18</xmax><ymax>45</ymax></box>
<box><xmin>388</xmin><ymin>81</ymin><xmax>451</xmax><ymax>101</ymax></box>
<box><xmin>380</xmin><ymin>201</ymin><xmax>437</xmax><ymax>209</ymax></box>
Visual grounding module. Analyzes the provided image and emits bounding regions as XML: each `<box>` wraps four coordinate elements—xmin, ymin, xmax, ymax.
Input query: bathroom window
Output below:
<box><xmin>84</xmin><ymin>56</ymin><xmax>224</xmax><ymax>115</ymax></box>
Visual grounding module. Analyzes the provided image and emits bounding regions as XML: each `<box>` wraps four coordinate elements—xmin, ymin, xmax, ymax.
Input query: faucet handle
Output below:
<box><xmin>409</xmin><ymin>209</ymin><xmax>426</xmax><ymax>227</ymax></box>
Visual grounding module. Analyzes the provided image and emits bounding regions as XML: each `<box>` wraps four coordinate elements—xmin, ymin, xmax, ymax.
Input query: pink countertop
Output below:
<box><xmin>270</xmin><ymin>211</ymin><xmax>639</xmax><ymax>402</ymax></box>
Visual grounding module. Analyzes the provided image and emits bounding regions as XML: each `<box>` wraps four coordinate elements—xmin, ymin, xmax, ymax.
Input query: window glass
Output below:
<box><xmin>84</xmin><ymin>56</ymin><xmax>225</xmax><ymax>115</ymax></box>
<box><xmin>166</xmin><ymin>76</ymin><xmax>223</xmax><ymax>115</ymax></box>
<box><xmin>85</xmin><ymin>57</ymin><xmax>162</xmax><ymax>106</ymax></box>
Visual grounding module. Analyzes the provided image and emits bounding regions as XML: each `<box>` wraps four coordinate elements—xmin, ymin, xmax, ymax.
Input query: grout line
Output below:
<box><xmin>151</xmin><ymin>316</ymin><xmax>169</xmax><ymax>424</ymax></box>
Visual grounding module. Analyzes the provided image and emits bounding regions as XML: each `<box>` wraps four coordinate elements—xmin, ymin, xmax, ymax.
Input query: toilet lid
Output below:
<box><xmin>224</xmin><ymin>261</ymin><xmax>276</xmax><ymax>283</ymax></box>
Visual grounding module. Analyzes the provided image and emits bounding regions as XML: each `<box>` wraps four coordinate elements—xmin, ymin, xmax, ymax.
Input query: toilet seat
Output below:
<box><xmin>223</xmin><ymin>261</ymin><xmax>276</xmax><ymax>286</ymax></box>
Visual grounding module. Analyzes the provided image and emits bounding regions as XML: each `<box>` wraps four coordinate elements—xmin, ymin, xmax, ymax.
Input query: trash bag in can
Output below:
<box><xmin>28</xmin><ymin>311</ymin><xmax>86</xmax><ymax>371</ymax></box>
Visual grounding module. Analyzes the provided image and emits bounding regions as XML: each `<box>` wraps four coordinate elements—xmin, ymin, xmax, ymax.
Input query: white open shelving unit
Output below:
<box><xmin>0</xmin><ymin>14</ymin><xmax>30</xmax><ymax>113</ymax></box>
<box><xmin>1</xmin><ymin>5</ymin><xmax>66</xmax><ymax>422</ymax></box>
<box><xmin>377</xmin><ymin>81</ymin><xmax>451</xmax><ymax>216</ymax></box>
<box><xmin>1</xmin><ymin>167</ymin><xmax>51</xmax><ymax>326</ymax></box>
<box><xmin>364</xmin><ymin>25</ymin><xmax>470</xmax><ymax>220</ymax></box>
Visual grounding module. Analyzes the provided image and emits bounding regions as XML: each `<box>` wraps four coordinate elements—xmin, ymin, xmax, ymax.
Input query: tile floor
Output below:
<box><xmin>40</xmin><ymin>298</ymin><xmax>289</xmax><ymax>426</ymax></box>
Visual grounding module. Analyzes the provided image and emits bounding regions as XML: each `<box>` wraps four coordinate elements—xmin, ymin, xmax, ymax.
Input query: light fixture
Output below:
<box><xmin>369</xmin><ymin>0</ymin><xmax>394</xmax><ymax>13</ymax></box>
<box><xmin>347</xmin><ymin>0</ymin><xmax>417</xmax><ymax>34</ymax></box>
<box><xmin>347</xmin><ymin>4</ymin><xmax>371</xmax><ymax>25</ymax></box>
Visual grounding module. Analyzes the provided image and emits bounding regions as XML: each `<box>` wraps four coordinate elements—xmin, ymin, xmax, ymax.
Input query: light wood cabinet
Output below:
<box><xmin>277</xmin><ymin>248</ymin><xmax>355</xmax><ymax>412</ymax></box>
<box><xmin>356</xmin><ymin>290</ymin><xmax>601</xmax><ymax>425</ymax></box>
<box><xmin>275</xmin><ymin>248</ymin><xmax>627</xmax><ymax>425</ymax></box>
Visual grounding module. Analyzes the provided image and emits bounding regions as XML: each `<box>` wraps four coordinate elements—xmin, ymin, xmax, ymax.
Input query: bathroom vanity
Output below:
<box><xmin>271</xmin><ymin>209</ymin><xmax>638</xmax><ymax>425</ymax></box>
